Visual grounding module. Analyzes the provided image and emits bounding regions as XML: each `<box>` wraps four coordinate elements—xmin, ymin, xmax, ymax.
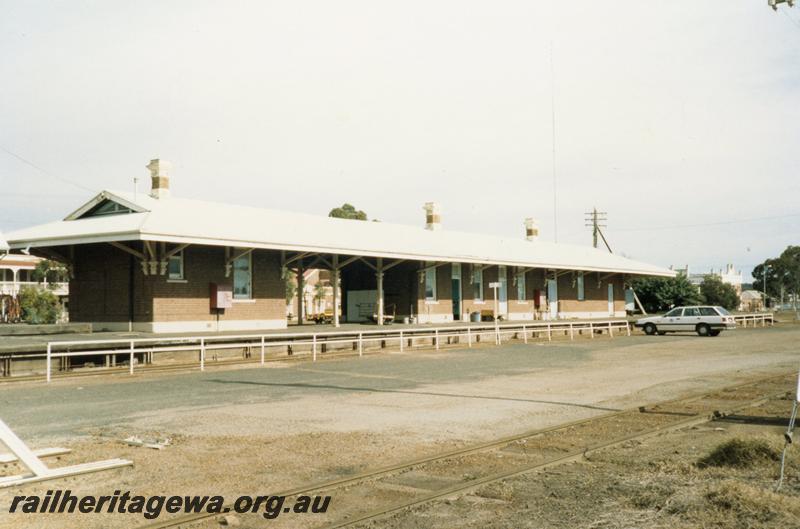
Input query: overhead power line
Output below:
<box><xmin>612</xmin><ymin>213</ymin><xmax>800</xmax><ymax>233</ymax></box>
<box><xmin>0</xmin><ymin>144</ymin><xmax>94</xmax><ymax>193</ymax></box>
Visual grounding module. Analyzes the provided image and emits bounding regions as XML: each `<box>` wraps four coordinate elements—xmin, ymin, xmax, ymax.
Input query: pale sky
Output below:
<box><xmin>2</xmin><ymin>1</ymin><xmax>799</xmax><ymax>280</ymax></box>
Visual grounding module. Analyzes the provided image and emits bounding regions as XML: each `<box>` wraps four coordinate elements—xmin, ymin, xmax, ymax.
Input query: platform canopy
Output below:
<box><xmin>5</xmin><ymin>190</ymin><xmax>675</xmax><ymax>277</ymax></box>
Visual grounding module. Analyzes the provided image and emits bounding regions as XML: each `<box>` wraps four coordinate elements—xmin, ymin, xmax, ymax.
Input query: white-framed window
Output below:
<box><xmin>167</xmin><ymin>250</ymin><xmax>184</xmax><ymax>280</ymax></box>
<box><xmin>577</xmin><ymin>272</ymin><xmax>585</xmax><ymax>301</ymax></box>
<box><xmin>516</xmin><ymin>270</ymin><xmax>526</xmax><ymax>301</ymax></box>
<box><xmin>424</xmin><ymin>262</ymin><xmax>437</xmax><ymax>301</ymax></box>
<box><xmin>473</xmin><ymin>267</ymin><xmax>483</xmax><ymax>301</ymax></box>
<box><xmin>233</xmin><ymin>252</ymin><xmax>252</xmax><ymax>299</ymax></box>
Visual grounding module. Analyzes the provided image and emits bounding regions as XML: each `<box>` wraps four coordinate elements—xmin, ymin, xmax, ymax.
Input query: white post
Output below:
<box><xmin>400</xmin><ymin>330</ymin><xmax>404</xmax><ymax>352</ymax></box>
<box><xmin>589</xmin><ymin>322</ymin><xmax>594</xmax><ymax>339</ymax></box>
<box><xmin>569</xmin><ymin>323</ymin><xmax>574</xmax><ymax>340</ymax></box>
<box><xmin>260</xmin><ymin>336</ymin><xmax>265</xmax><ymax>365</ymax></box>
<box><xmin>332</xmin><ymin>255</ymin><xmax>340</xmax><ymax>328</ymax></box>
<box><xmin>547</xmin><ymin>322</ymin><xmax>552</xmax><ymax>341</ymax></box>
<box><xmin>129</xmin><ymin>341</ymin><xmax>134</xmax><ymax>375</ymax></box>
<box><xmin>608</xmin><ymin>321</ymin><xmax>613</xmax><ymax>338</ymax></box>
<box><xmin>435</xmin><ymin>328</ymin><xmax>440</xmax><ymax>350</ymax></box>
<box><xmin>312</xmin><ymin>334</ymin><xmax>317</xmax><ymax>362</ymax></box>
<box><xmin>626</xmin><ymin>321</ymin><xmax>631</xmax><ymax>336</ymax></box>
<box><xmin>358</xmin><ymin>332</ymin><xmax>363</xmax><ymax>357</ymax></box>
<box><xmin>523</xmin><ymin>324</ymin><xmax>528</xmax><ymax>344</ymax></box>
<box><xmin>200</xmin><ymin>338</ymin><xmax>205</xmax><ymax>371</ymax></box>
<box><xmin>46</xmin><ymin>343</ymin><xmax>52</xmax><ymax>384</ymax></box>
<box><xmin>376</xmin><ymin>258</ymin><xmax>384</xmax><ymax>326</ymax></box>
<box><xmin>467</xmin><ymin>327</ymin><xmax>472</xmax><ymax>347</ymax></box>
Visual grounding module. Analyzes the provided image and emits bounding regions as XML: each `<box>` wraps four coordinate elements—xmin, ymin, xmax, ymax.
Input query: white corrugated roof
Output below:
<box><xmin>4</xmin><ymin>190</ymin><xmax>675</xmax><ymax>277</ymax></box>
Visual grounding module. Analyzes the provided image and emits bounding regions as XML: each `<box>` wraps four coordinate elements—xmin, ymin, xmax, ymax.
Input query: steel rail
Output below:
<box><xmin>136</xmin><ymin>370</ymin><xmax>795</xmax><ymax>529</ymax></box>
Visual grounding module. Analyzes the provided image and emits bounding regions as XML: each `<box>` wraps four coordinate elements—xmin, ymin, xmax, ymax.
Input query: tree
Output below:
<box><xmin>329</xmin><ymin>203</ymin><xmax>367</xmax><ymax>220</ymax></box>
<box><xmin>630</xmin><ymin>274</ymin><xmax>703</xmax><ymax>313</ymax></box>
<box><xmin>282</xmin><ymin>268</ymin><xmax>297</xmax><ymax>304</ymax></box>
<box><xmin>31</xmin><ymin>259</ymin><xmax>69</xmax><ymax>286</ymax></box>
<box><xmin>753</xmin><ymin>246</ymin><xmax>800</xmax><ymax>312</ymax></box>
<box><xmin>18</xmin><ymin>286</ymin><xmax>62</xmax><ymax>324</ymax></box>
<box><xmin>699</xmin><ymin>275</ymin><xmax>739</xmax><ymax>310</ymax></box>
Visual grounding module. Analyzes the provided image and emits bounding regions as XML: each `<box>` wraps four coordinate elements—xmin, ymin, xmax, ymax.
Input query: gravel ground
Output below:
<box><xmin>0</xmin><ymin>325</ymin><xmax>798</xmax><ymax>529</ymax></box>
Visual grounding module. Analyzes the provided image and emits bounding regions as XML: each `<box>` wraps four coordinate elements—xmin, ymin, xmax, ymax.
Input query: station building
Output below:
<box><xmin>3</xmin><ymin>160</ymin><xmax>674</xmax><ymax>333</ymax></box>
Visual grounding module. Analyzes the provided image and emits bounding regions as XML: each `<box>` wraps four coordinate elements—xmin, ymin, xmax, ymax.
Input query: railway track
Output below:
<box><xmin>138</xmin><ymin>370</ymin><xmax>795</xmax><ymax>529</ymax></box>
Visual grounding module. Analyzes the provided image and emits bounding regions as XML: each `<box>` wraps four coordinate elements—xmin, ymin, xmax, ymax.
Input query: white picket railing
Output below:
<box><xmin>733</xmin><ymin>312</ymin><xmax>774</xmax><ymax>328</ymax></box>
<box><xmin>42</xmin><ymin>319</ymin><xmax>632</xmax><ymax>383</ymax></box>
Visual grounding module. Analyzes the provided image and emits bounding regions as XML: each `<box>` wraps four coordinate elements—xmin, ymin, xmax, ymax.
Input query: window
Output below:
<box><xmin>424</xmin><ymin>262</ymin><xmax>437</xmax><ymax>301</ymax></box>
<box><xmin>516</xmin><ymin>271</ymin><xmax>526</xmax><ymax>301</ymax></box>
<box><xmin>167</xmin><ymin>250</ymin><xmax>184</xmax><ymax>280</ymax></box>
<box><xmin>716</xmin><ymin>307</ymin><xmax>731</xmax><ymax>315</ymax></box>
<box><xmin>79</xmin><ymin>199</ymin><xmax>133</xmax><ymax>218</ymax></box>
<box><xmin>699</xmin><ymin>307</ymin><xmax>718</xmax><ymax>316</ymax></box>
<box><xmin>577</xmin><ymin>273</ymin><xmax>585</xmax><ymax>301</ymax></box>
<box><xmin>665</xmin><ymin>308</ymin><xmax>683</xmax><ymax>317</ymax></box>
<box><xmin>233</xmin><ymin>252</ymin><xmax>252</xmax><ymax>299</ymax></box>
<box><xmin>683</xmin><ymin>307</ymin><xmax>700</xmax><ymax>317</ymax></box>
<box><xmin>473</xmin><ymin>267</ymin><xmax>483</xmax><ymax>301</ymax></box>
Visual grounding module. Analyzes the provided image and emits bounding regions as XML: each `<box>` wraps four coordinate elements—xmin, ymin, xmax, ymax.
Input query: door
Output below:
<box><xmin>451</xmin><ymin>264</ymin><xmax>462</xmax><ymax>321</ymax></box>
<box><xmin>498</xmin><ymin>266</ymin><xmax>508</xmax><ymax>318</ymax></box>
<box><xmin>547</xmin><ymin>279</ymin><xmax>558</xmax><ymax>319</ymax></box>
<box><xmin>608</xmin><ymin>283</ymin><xmax>615</xmax><ymax>316</ymax></box>
<box><xmin>661</xmin><ymin>307</ymin><xmax>684</xmax><ymax>330</ymax></box>
<box><xmin>681</xmin><ymin>307</ymin><xmax>701</xmax><ymax>331</ymax></box>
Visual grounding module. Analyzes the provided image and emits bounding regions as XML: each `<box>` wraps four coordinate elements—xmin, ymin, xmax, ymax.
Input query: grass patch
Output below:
<box><xmin>697</xmin><ymin>438</ymin><xmax>780</xmax><ymax>469</ymax></box>
<box><xmin>703</xmin><ymin>481</ymin><xmax>800</xmax><ymax>524</ymax></box>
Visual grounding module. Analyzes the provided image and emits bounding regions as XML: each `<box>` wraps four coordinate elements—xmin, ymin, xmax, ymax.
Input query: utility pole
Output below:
<box><xmin>584</xmin><ymin>208</ymin><xmax>611</xmax><ymax>252</ymax></box>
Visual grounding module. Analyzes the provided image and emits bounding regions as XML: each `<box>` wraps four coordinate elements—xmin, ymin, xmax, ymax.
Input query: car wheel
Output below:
<box><xmin>696</xmin><ymin>323</ymin><xmax>711</xmax><ymax>337</ymax></box>
<box><xmin>709</xmin><ymin>330</ymin><xmax>721</xmax><ymax>337</ymax></box>
<box><xmin>643</xmin><ymin>323</ymin><xmax>657</xmax><ymax>335</ymax></box>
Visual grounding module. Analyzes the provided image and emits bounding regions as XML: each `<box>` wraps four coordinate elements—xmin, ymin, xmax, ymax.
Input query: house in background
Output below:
<box><xmin>672</xmin><ymin>264</ymin><xmax>744</xmax><ymax>295</ymax></box>
<box><xmin>0</xmin><ymin>252</ymin><xmax>70</xmax><ymax>323</ymax></box>
<box><xmin>740</xmin><ymin>290</ymin><xmax>764</xmax><ymax>312</ymax></box>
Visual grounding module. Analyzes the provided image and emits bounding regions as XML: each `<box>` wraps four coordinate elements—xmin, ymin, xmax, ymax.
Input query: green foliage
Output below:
<box><xmin>18</xmin><ymin>286</ymin><xmax>62</xmax><ymax>324</ymax></box>
<box><xmin>630</xmin><ymin>274</ymin><xmax>703</xmax><ymax>313</ymax></box>
<box><xmin>699</xmin><ymin>275</ymin><xmax>739</xmax><ymax>310</ymax></box>
<box><xmin>282</xmin><ymin>268</ymin><xmax>297</xmax><ymax>304</ymax></box>
<box><xmin>31</xmin><ymin>259</ymin><xmax>69</xmax><ymax>286</ymax></box>
<box><xmin>752</xmin><ymin>246</ymin><xmax>800</xmax><ymax>309</ymax></box>
<box><xmin>328</xmin><ymin>203</ymin><xmax>367</xmax><ymax>221</ymax></box>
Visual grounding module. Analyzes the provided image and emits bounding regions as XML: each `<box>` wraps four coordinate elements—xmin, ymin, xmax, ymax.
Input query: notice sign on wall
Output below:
<box><xmin>210</xmin><ymin>283</ymin><xmax>233</xmax><ymax>310</ymax></box>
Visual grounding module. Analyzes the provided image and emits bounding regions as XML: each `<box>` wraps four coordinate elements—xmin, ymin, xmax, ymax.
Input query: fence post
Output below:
<box><xmin>46</xmin><ymin>343</ymin><xmax>52</xmax><ymax>384</ymax></box>
<box><xmin>626</xmin><ymin>321</ymin><xmax>631</xmax><ymax>336</ymax></box>
<box><xmin>762</xmin><ymin>315</ymin><xmax>766</xmax><ymax>328</ymax></box>
<box><xmin>400</xmin><ymin>330</ymin><xmax>404</xmax><ymax>352</ymax></box>
<box><xmin>358</xmin><ymin>333</ymin><xmax>363</xmax><ymax>357</ymax></box>
<box><xmin>523</xmin><ymin>324</ymin><xmax>528</xmax><ymax>344</ymax></box>
<box><xmin>200</xmin><ymin>338</ymin><xmax>205</xmax><ymax>371</ymax></box>
<box><xmin>435</xmin><ymin>329</ymin><xmax>440</xmax><ymax>350</ymax></box>
<box><xmin>129</xmin><ymin>341</ymin><xmax>135</xmax><ymax>375</ymax></box>
<box><xmin>467</xmin><ymin>327</ymin><xmax>472</xmax><ymax>347</ymax></box>
<box><xmin>608</xmin><ymin>321</ymin><xmax>613</xmax><ymax>338</ymax></box>
<box><xmin>260</xmin><ymin>336</ymin><xmax>265</xmax><ymax>365</ymax></box>
<box><xmin>547</xmin><ymin>323</ymin><xmax>552</xmax><ymax>342</ymax></box>
<box><xmin>312</xmin><ymin>334</ymin><xmax>317</xmax><ymax>362</ymax></box>
<box><xmin>589</xmin><ymin>322</ymin><xmax>594</xmax><ymax>339</ymax></box>
<box><xmin>569</xmin><ymin>323</ymin><xmax>574</xmax><ymax>341</ymax></box>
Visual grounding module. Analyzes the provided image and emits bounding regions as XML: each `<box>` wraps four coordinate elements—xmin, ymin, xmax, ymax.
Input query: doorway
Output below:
<box><xmin>498</xmin><ymin>266</ymin><xmax>508</xmax><ymax>318</ymax></box>
<box><xmin>451</xmin><ymin>264</ymin><xmax>462</xmax><ymax>321</ymax></box>
<box><xmin>547</xmin><ymin>278</ymin><xmax>558</xmax><ymax>319</ymax></box>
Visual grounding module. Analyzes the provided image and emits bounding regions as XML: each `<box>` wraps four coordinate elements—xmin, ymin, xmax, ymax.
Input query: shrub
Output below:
<box><xmin>697</xmin><ymin>438</ymin><xmax>780</xmax><ymax>468</ymax></box>
<box><xmin>18</xmin><ymin>286</ymin><xmax>62</xmax><ymax>324</ymax></box>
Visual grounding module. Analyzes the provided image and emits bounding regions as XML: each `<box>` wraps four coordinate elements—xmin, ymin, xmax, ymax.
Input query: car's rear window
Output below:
<box><xmin>665</xmin><ymin>308</ymin><xmax>683</xmax><ymax>317</ymax></box>
<box><xmin>716</xmin><ymin>307</ymin><xmax>731</xmax><ymax>315</ymax></box>
<box><xmin>684</xmin><ymin>308</ymin><xmax>700</xmax><ymax>317</ymax></box>
<box><xmin>699</xmin><ymin>307</ymin><xmax>718</xmax><ymax>316</ymax></box>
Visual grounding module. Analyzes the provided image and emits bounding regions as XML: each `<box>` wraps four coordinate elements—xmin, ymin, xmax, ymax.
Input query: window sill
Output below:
<box><xmin>232</xmin><ymin>299</ymin><xmax>256</xmax><ymax>304</ymax></box>
<box><xmin>424</xmin><ymin>299</ymin><xmax>438</xmax><ymax>305</ymax></box>
<box><xmin>167</xmin><ymin>279</ymin><xmax>188</xmax><ymax>284</ymax></box>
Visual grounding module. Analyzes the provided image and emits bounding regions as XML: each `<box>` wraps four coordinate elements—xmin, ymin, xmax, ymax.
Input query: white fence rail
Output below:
<box><xmin>42</xmin><ymin>319</ymin><xmax>632</xmax><ymax>383</ymax></box>
<box><xmin>732</xmin><ymin>312</ymin><xmax>774</xmax><ymax>327</ymax></box>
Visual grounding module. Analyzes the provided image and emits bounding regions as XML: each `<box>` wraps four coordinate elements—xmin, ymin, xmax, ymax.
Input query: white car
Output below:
<box><xmin>635</xmin><ymin>306</ymin><xmax>736</xmax><ymax>337</ymax></box>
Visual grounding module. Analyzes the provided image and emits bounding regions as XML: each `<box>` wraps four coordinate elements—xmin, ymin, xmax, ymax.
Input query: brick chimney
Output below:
<box><xmin>524</xmin><ymin>218</ymin><xmax>539</xmax><ymax>241</ymax></box>
<box><xmin>423</xmin><ymin>202</ymin><xmax>441</xmax><ymax>231</ymax></box>
<box><xmin>146</xmin><ymin>159</ymin><xmax>172</xmax><ymax>199</ymax></box>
